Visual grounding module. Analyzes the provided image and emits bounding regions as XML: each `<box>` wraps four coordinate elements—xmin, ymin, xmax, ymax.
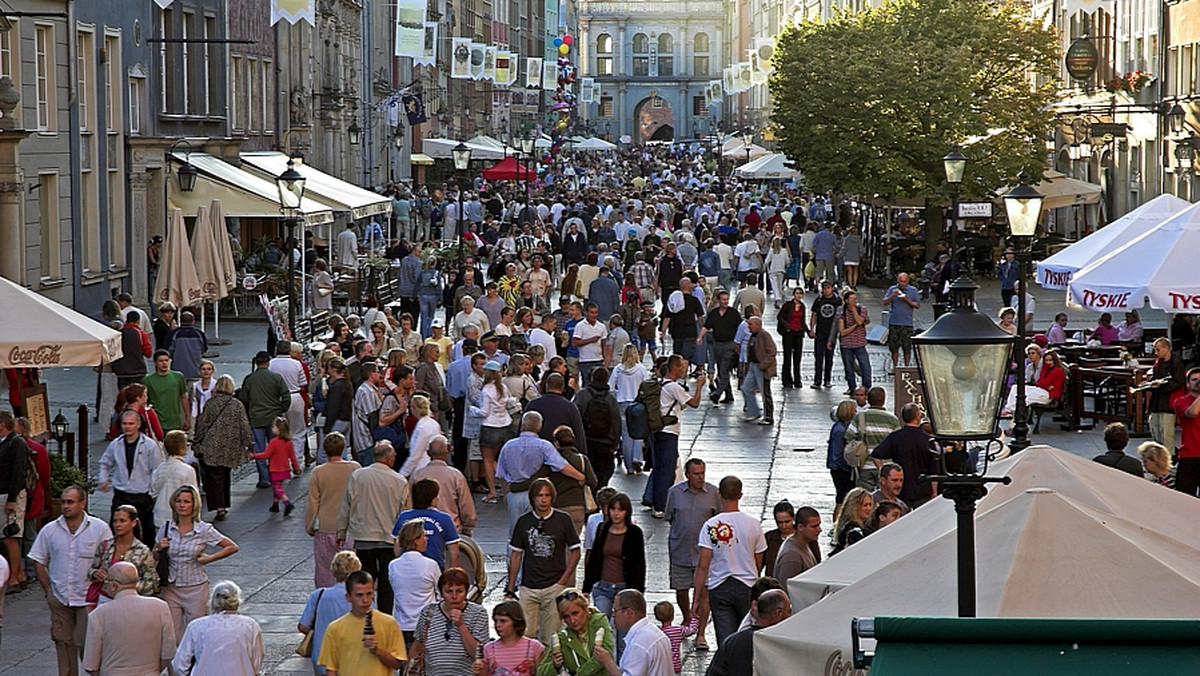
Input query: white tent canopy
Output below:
<box><xmin>722</xmin><ymin>142</ymin><xmax>770</xmax><ymax>160</ymax></box>
<box><xmin>1068</xmin><ymin>200</ymin><xmax>1200</xmax><ymax>312</ymax></box>
<box><xmin>239</xmin><ymin>152</ymin><xmax>393</xmax><ymax>221</ymax></box>
<box><xmin>1036</xmin><ymin>194</ymin><xmax>1190</xmax><ymax>290</ymax></box>
<box><xmin>1016</xmin><ymin>170</ymin><xmax>1103</xmax><ymax>210</ymax></box>
<box><xmin>422</xmin><ymin>138</ymin><xmax>509</xmax><ymax>161</ymax></box>
<box><xmin>0</xmin><ymin>275</ymin><xmax>123</xmax><ymax>367</ymax></box>
<box><xmin>755</xmin><ymin>482</ymin><xmax>1200</xmax><ymax>676</ymax></box>
<box><xmin>467</xmin><ymin>134</ymin><xmax>513</xmax><ymax>152</ymax></box>
<box><xmin>734</xmin><ymin>153</ymin><xmax>802</xmax><ymax>180</ymax></box>
<box><xmin>573</xmin><ymin>137</ymin><xmax>617</xmax><ymax>151</ymax></box>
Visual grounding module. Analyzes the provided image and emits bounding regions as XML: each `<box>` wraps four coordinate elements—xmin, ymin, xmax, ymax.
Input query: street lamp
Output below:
<box><xmin>348</xmin><ymin>121</ymin><xmax>363</xmax><ymax>146</ymax></box>
<box><xmin>1167</xmin><ymin>102</ymin><xmax>1186</xmax><ymax>135</ymax></box>
<box><xmin>51</xmin><ymin>409</ymin><xmax>69</xmax><ymax>454</ymax></box>
<box><xmin>166</xmin><ymin>139</ymin><xmax>199</xmax><ymax>193</ymax></box>
<box><xmin>518</xmin><ymin>134</ymin><xmax>535</xmax><ymax>201</ymax></box>
<box><xmin>1176</xmin><ymin>137</ymin><xmax>1196</xmax><ymax>172</ymax></box>
<box><xmin>742</xmin><ymin>129</ymin><xmax>753</xmax><ymax>167</ymax></box>
<box><xmin>912</xmin><ymin>276</ymin><xmax>1015</xmax><ymax>618</ymax></box>
<box><xmin>393</xmin><ymin>133</ymin><xmax>404</xmax><ymax>150</ymax></box>
<box><xmin>1003</xmin><ymin>171</ymin><xmax>1045</xmax><ymax>454</ymax></box>
<box><xmin>276</xmin><ymin>157</ymin><xmax>307</xmax><ymax>338</ymax></box>
<box><xmin>452</xmin><ymin>141</ymin><xmax>472</xmax><ymax>265</ymax></box>
<box><xmin>943</xmin><ymin>148</ymin><xmax>966</xmax><ymax>258</ymax></box>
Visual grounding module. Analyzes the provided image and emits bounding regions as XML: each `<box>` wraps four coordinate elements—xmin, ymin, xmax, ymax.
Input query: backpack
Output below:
<box><xmin>626</xmin><ymin>378</ymin><xmax>678</xmax><ymax>440</ymax></box>
<box><xmin>583</xmin><ymin>393</ymin><xmax>614</xmax><ymax>441</ymax></box>
<box><xmin>367</xmin><ymin>394</ymin><xmax>408</xmax><ymax>456</ymax></box>
<box><xmin>312</xmin><ymin>376</ymin><xmax>329</xmax><ymax>414</ymax></box>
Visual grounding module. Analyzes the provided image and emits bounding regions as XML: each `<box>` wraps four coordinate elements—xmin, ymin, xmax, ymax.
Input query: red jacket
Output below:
<box><xmin>1037</xmin><ymin>365</ymin><xmax>1065</xmax><ymax>401</ymax></box>
<box><xmin>252</xmin><ymin>437</ymin><xmax>302</xmax><ymax>475</ymax></box>
<box><xmin>24</xmin><ymin>437</ymin><xmax>51</xmax><ymax>521</ymax></box>
<box><xmin>125</xmin><ymin>322</ymin><xmax>152</xmax><ymax>357</ymax></box>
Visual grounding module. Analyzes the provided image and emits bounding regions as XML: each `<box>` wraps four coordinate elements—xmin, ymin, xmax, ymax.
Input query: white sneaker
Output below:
<box><xmin>742</xmin><ymin>414</ymin><xmax>761</xmax><ymax>422</ymax></box>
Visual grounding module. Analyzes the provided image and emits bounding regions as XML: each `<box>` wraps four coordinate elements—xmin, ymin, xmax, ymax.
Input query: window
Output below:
<box><xmin>200</xmin><ymin>15</ymin><xmax>211</xmax><ymax>115</ymax></box>
<box><xmin>657</xmin><ymin>33</ymin><xmax>673</xmax><ymax>53</ymax></box>
<box><xmin>230</xmin><ymin>56</ymin><xmax>243</xmax><ymax>131</ymax></box>
<box><xmin>262</xmin><ymin>59</ymin><xmax>274</xmax><ymax>132</ymax></box>
<box><xmin>39</xmin><ymin>173</ymin><xmax>61</xmax><ymax>280</ymax></box>
<box><xmin>77</xmin><ymin>30</ymin><xmax>93</xmax><ymax>132</ymax></box>
<box><xmin>599</xmin><ymin>96</ymin><xmax>614</xmax><ymax>117</ymax></box>
<box><xmin>693</xmin><ymin>95</ymin><xmax>707</xmax><ymax>115</ymax></box>
<box><xmin>596</xmin><ymin>33</ymin><xmax>613</xmax><ymax>76</ymax></box>
<box><xmin>632</xmin><ymin>33</ymin><xmax>649</xmax><ymax>77</ymax></box>
<box><xmin>159</xmin><ymin>10</ymin><xmax>167</xmax><ymax>112</ymax></box>
<box><xmin>248</xmin><ymin>57</ymin><xmax>260</xmax><ymax>131</ymax></box>
<box><xmin>181</xmin><ymin>12</ymin><xmax>192</xmax><ymax>113</ymax></box>
<box><xmin>128</xmin><ymin>76</ymin><xmax>142</xmax><ymax>134</ymax></box>
<box><xmin>694</xmin><ymin>32</ymin><xmax>709</xmax><ymax>76</ymax></box>
<box><xmin>36</xmin><ymin>25</ymin><xmax>53</xmax><ymax>131</ymax></box>
<box><xmin>694</xmin><ymin>32</ymin><xmax>709</xmax><ymax>53</ymax></box>
<box><xmin>108</xmin><ymin>163</ymin><xmax>125</xmax><ymax>268</ymax></box>
<box><xmin>657</xmin><ymin>34</ymin><xmax>673</xmax><ymax>76</ymax></box>
<box><xmin>693</xmin><ymin>56</ymin><xmax>708</xmax><ymax>77</ymax></box>
<box><xmin>105</xmin><ymin>34</ymin><xmax>120</xmax><ymax>132</ymax></box>
<box><xmin>0</xmin><ymin>28</ymin><xmax>12</xmax><ymax>78</ymax></box>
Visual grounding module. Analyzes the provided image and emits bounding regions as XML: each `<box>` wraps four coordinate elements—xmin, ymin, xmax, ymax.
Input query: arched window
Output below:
<box><xmin>657</xmin><ymin>33</ymin><xmax>674</xmax><ymax>76</ymax></box>
<box><xmin>632</xmin><ymin>33</ymin><xmax>649</xmax><ymax>76</ymax></box>
<box><xmin>596</xmin><ymin>33</ymin><xmax>613</xmax><ymax>75</ymax></box>
<box><xmin>693</xmin><ymin>32</ymin><xmax>709</xmax><ymax>76</ymax></box>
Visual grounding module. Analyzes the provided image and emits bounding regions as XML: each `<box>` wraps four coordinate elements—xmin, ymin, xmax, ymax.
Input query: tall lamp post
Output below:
<box><xmin>519</xmin><ymin>134</ymin><xmax>535</xmax><ymax>205</ymax></box>
<box><xmin>1003</xmin><ymin>173</ymin><xmax>1044</xmax><ymax>454</ymax></box>
<box><xmin>942</xmin><ymin>148</ymin><xmax>967</xmax><ymax>259</ymax></box>
<box><xmin>452</xmin><ymin>141</ymin><xmax>472</xmax><ymax>267</ymax></box>
<box><xmin>742</xmin><ymin>129</ymin><xmax>753</xmax><ymax>169</ymax></box>
<box><xmin>912</xmin><ymin>276</ymin><xmax>1015</xmax><ymax>617</ymax></box>
<box><xmin>275</xmin><ymin>157</ymin><xmax>307</xmax><ymax>339</ymax></box>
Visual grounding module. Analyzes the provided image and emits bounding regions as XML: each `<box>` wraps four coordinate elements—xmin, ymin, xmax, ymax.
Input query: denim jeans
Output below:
<box><xmin>713</xmin><ymin>342</ymin><xmax>738</xmax><ymax>399</ymax></box>
<box><xmin>740</xmin><ymin>363</ymin><xmax>774</xmax><ymax>421</ymax></box>
<box><xmin>507</xmin><ymin>490</ymin><xmax>531</xmax><ymax>536</ymax></box>
<box><xmin>317</xmin><ymin>420</ymin><xmax>350</xmax><ymax>464</ymax></box>
<box><xmin>708</xmin><ymin>577</ymin><xmax>751</xmax><ymax>648</ymax></box>
<box><xmin>814</xmin><ymin>330</ymin><xmax>836</xmax><ymax>385</ymax></box>
<box><xmin>419</xmin><ymin>295</ymin><xmax>439</xmax><ymax>338</ymax></box>
<box><xmin>591</xmin><ymin>580</ymin><xmax>629</xmax><ymax>658</ymax></box>
<box><xmin>650</xmin><ymin>431</ymin><xmax>679</xmax><ymax>512</ymax></box>
<box><xmin>840</xmin><ymin>345</ymin><xmax>872</xmax><ymax>390</ymax></box>
<box><xmin>252</xmin><ymin>426</ymin><xmax>273</xmax><ymax>484</ymax></box>
<box><xmin>617</xmin><ymin>402</ymin><xmax>643</xmax><ymax>472</ymax></box>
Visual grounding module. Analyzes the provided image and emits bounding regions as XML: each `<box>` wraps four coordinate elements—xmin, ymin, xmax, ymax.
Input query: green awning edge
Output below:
<box><xmin>872</xmin><ymin>616</ymin><xmax>1200</xmax><ymax>645</ymax></box>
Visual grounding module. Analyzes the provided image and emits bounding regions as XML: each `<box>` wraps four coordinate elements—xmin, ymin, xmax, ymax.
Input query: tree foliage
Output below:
<box><xmin>769</xmin><ymin>0</ymin><xmax>1060</xmax><ymax>200</ymax></box>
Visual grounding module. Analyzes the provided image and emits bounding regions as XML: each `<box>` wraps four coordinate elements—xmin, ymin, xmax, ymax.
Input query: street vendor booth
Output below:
<box><xmin>854</xmin><ymin>617</ymin><xmax>1200</xmax><ymax>676</ymax></box>
<box><xmin>734</xmin><ymin>153</ymin><xmax>802</xmax><ymax>182</ymax></box>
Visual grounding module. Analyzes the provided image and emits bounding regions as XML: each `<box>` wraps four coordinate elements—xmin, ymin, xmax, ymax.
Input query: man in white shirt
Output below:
<box><xmin>335</xmin><ymin>222</ymin><xmax>359</xmax><ymax>270</ymax></box>
<box><xmin>648</xmin><ymin>356</ymin><xmax>706</xmax><ymax>518</ymax></box>
<box><xmin>529</xmin><ymin>313</ymin><xmax>559</xmax><ymax>359</ymax></box>
<box><xmin>594</xmin><ymin>589</ymin><xmax>673</xmax><ymax>676</ymax></box>
<box><xmin>573</xmin><ymin>302</ymin><xmax>609</xmax><ymax>383</ymax></box>
<box><xmin>30</xmin><ymin>486</ymin><xmax>114</xmax><ymax>676</ymax></box>
<box><xmin>83</xmin><ymin>562</ymin><xmax>175</xmax><ymax>675</ymax></box>
<box><xmin>691</xmin><ymin>475</ymin><xmax>767</xmax><ymax>648</ymax></box>
<box><xmin>98</xmin><ymin>410</ymin><xmax>165</xmax><ymax>548</ymax></box>
<box><xmin>115</xmin><ymin>292</ymin><xmax>153</xmax><ymax>336</ymax></box>
<box><xmin>269</xmin><ymin>341</ymin><xmax>310</xmax><ymax>468</ymax></box>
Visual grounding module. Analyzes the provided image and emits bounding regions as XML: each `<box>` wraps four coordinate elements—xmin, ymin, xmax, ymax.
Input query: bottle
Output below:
<box><xmin>363</xmin><ymin>610</ymin><xmax>375</xmax><ymax>637</ymax></box>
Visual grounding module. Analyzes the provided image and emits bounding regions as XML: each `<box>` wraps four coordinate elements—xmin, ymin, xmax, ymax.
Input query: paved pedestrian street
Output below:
<box><xmin>1</xmin><ymin>279</ymin><xmax>1128</xmax><ymax>675</ymax></box>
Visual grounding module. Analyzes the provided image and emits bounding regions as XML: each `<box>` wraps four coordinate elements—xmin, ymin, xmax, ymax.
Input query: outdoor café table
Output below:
<box><xmin>1064</xmin><ymin>361</ymin><xmax>1153</xmax><ymax>435</ymax></box>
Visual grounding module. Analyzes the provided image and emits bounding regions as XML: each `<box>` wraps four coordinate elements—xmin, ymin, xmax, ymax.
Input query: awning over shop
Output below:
<box><xmin>239</xmin><ymin>151</ymin><xmax>392</xmax><ymax>221</ymax></box>
<box><xmin>169</xmin><ymin>152</ymin><xmax>334</xmax><ymax>225</ymax></box>
<box><xmin>864</xmin><ymin>617</ymin><xmax>1200</xmax><ymax>676</ymax></box>
<box><xmin>421</xmin><ymin>138</ymin><xmax>509</xmax><ymax>160</ymax></box>
<box><xmin>410</xmin><ymin>153</ymin><xmax>436</xmax><ymax>166</ymax></box>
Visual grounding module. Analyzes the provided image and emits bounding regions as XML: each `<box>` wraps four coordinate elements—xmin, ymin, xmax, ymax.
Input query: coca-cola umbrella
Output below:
<box><xmin>0</xmin><ymin>275</ymin><xmax>123</xmax><ymax>368</ymax></box>
<box><xmin>1068</xmin><ymin>200</ymin><xmax>1200</xmax><ymax>312</ymax></box>
<box><xmin>154</xmin><ymin>207</ymin><xmax>204</xmax><ymax>309</ymax></box>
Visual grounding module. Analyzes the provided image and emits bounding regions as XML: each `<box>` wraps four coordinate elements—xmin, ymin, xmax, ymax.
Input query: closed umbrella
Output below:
<box><xmin>191</xmin><ymin>204</ymin><xmax>225</xmax><ymax>302</ymax></box>
<box><xmin>208</xmin><ymin>200</ymin><xmax>237</xmax><ymax>342</ymax></box>
<box><xmin>154</xmin><ymin>207</ymin><xmax>203</xmax><ymax>309</ymax></box>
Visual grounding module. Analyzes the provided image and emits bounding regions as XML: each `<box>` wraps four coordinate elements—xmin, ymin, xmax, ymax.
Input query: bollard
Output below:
<box><xmin>65</xmin><ymin>432</ymin><xmax>75</xmax><ymax>466</ymax></box>
<box><xmin>77</xmin><ymin>404</ymin><xmax>89</xmax><ymax>471</ymax></box>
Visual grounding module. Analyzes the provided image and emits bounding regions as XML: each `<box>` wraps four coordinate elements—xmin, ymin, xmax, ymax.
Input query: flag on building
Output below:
<box><xmin>402</xmin><ymin>93</ymin><xmax>428</xmax><ymax>126</ymax></box>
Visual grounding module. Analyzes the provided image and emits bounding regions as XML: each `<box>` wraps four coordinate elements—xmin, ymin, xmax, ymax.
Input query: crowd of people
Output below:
<box><xmin>1</xmin><ymin>142</ymin><xmax>1196</xmax><ymax>675</ymax></box>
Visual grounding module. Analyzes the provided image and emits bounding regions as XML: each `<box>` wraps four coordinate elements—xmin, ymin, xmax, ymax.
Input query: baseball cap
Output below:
<box><xmin>461</xmin><ymin>338</ymin><xmax>479</xmax><ymax>349</ymax></box>
<box><xmin>481</xmin><ymin>331</ymin><xmax>499</xmax><ymax>342</ymax></box>
<box><xmin>431</xmin><ymin>318</ymin><xmax>445</xmax><ymax>328</ymax></box>
<box><xmin>484</xmin><ymin>360</ymin><xmax>502</xmax><ymax>372</ymax></box>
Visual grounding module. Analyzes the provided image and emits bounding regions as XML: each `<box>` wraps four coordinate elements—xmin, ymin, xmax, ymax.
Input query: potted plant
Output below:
<box><xmin>47</xmin><ymin>452</ymin><xmax>97</xmax><ymax>519</ymax></box>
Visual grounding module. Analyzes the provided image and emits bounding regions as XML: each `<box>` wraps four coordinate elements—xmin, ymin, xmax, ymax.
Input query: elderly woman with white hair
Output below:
<box><xmin>172</xmin><ymin>580</ymin><xmax>264</xmax><ymax>676</ymax></box>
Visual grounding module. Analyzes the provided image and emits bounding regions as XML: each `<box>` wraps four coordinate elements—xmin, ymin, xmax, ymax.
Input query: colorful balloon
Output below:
<box><xmin>559</xmin><ymin>44</ymin><xmax>569</xmax><ymax>54</ymax></box>
<box><xmin>563</xmin><ymin>35</ymin><xmax>573</xmax><ymax>46</ymax></box>
<box><xmin>553</xmin><ymin>37</ymin><xmax>563</xmax><ymax>47</ymax></box>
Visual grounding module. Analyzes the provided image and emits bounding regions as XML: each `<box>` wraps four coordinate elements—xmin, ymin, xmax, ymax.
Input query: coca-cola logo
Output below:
<box><xmin>825</xmin><ymin>650</ymin><xmax>870</xmax><ymax>676</ymax></box>
<box><xmin>9</xmin><ymin>344</ymin><xmax>63</xmax><ymax>366</ymax></box>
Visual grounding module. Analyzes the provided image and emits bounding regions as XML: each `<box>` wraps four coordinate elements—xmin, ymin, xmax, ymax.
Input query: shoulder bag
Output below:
<box><xmin>404</xmin><ymin>604</ymin><xmax>435</xmax><ymax>676</ymax></box>
<box><xmin>154</xmin><ymin>522</ymin><xmax>172</xmax><ymax>588</ymax></box>
<box><xmin>843</xmin><ymin>412</ymin><xmax>869</xmax><ymax>468</ymax></box>
<box><xmin>295</xmin><ymin>588</ymin><xmax>325</xmax><ymax>657</ymax></box>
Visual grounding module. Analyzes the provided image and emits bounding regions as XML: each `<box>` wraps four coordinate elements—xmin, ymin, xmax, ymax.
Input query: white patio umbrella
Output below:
<box><xmin>190</xmin><ymin>204</ymin><xmax>229</xmax><ymax>342</ymax></box>
<box><xmin>1035</xmin><ymin>194</ymin><xmax>1190</xmax><ymax>290</ymax></box>
<box><xmin>209</xmin><ymin>199</ymin><xmax>237</xmax><ymax>293</ymax></box>
<box><xmin>722</xmin><ymin>142</ymin><xmax>769</xmax><ymax>160</ymax></box>
<box><xmin>0</xmin><ymin>275</ymin><xmax>123</xmax><ymax>367</ymax></box>
<box><xmin>154</xmin><ymin>207</ymin><xmax>203</xmax><ymax>309</ymax></box>
<box><xmin>574</xmin><ymin>137</ymin><xmax>617</xmax><ymax>151</ymax></box>
<box><xmin>1067</xmin><ymin>200</ymin><xmax>1200</xmax><ymax>312</ymax></box>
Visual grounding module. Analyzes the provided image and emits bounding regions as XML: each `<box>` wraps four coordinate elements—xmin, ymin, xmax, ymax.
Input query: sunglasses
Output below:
<box><xmin>556</xmin><ymin>590</ymin><xmax>583</xmax><ymax>604</ymax></box>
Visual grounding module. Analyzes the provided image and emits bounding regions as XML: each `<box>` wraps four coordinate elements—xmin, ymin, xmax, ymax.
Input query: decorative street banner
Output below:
<box><xmin>709</xmin><ymin>80</ymin><xmax>723</xmax><ymax>103</ymax></box>
<box><xmin>496</xmin><ymin>50</ymin><xmax>511</xmax><ymax>85</ymax></box>
<box><xmin>469</xmin><ymin>42</ymin><xmax>486</xmax><ymax>80</ymax></box>
<box><xmin>508</xmin><ymin>53</ymin><xmax>520</xmax><ymax>85</ymax></box>
<box><xmin>526</xmin><ymin>58</ymin><xmax>543</xmax><ymax>88</ymax></box>
<box><xmin>451</xmin><ymin>38</ymin><xmax>472</xmax><ymax>79</ymax></box>
<box><xmin>402</xmin><ymin>92</ymin><xmax>428</xmax><ymax>125</ymax></box>
<box><xmin>394</xmin><ymin>0</ymin><xmax>426</xmax><ymax>58</ymax></box>
<box><xmin>592</xmin><ymin>80</ymin><xmax>602</xmax><ymax>103</ymax></box>
<box><xmin>737</xmin><ymin>62</ymin><xmax>754</xmax><ymax>90</ymax></box>
<box><xmin>484</xmin><ymin>46</ymin><xmax>497</xmax><ymax>81</ymax></box>
<box><xmin>270</xmin><ymin>0</ymin><xmax>315</xmax><ymax>25</ymax></box>
<box><xmin>541</xmin><ymin>60</ymin><xmax>558</xmax><ymax>90</ymax></box>
<box><xmin>754</xmin><ymin>37</ymin><xmax>776</xmax><ymax>73</ymax></box>
<box><xmin>416</xmin><ymin>22</ymin><xmax>438</xmax><ymax>66</ymax></box>
<box><xmin>580</xmin><ymin>77</ymin><xmax>594</xmax><ymax>102</ymax></box>
<box><xmin>723</xmin><ymin>66</ymin><xmax>737</xmax><ymax>94</ymax></box>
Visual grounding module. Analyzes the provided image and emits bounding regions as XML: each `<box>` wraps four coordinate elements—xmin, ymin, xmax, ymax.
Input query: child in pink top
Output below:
<box><xmin>250</xmin><ymin>416</ymin><xmax>302</xmax><ymax>515</ymax></box>
<box><xmin>655</xmin><ymin>600</ymin><xmax>699</xmax><ymax>674</ymax></box>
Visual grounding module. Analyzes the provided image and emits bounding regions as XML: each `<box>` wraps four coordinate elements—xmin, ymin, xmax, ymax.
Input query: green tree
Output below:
<box><xmin>770</xmin><ymin>0</ymin><xmax>1059</xmax><ymax>257</ymax></box>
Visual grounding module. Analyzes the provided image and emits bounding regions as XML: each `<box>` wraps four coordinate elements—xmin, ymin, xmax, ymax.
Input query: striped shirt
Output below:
<box><xmin>481</xmin><ymin>637</ymin><xmax>544</xmax><ymax>675</ymax></box>
<box><xmin>164</xmin><ymin>521</ymin><xmax>227</xmax><ymax>587</ymax></box>
<box><xmin>839</xmin><ymin>305</ymin><xmax>869</xmax><ymax>349</ymax></box>
<box><xmin>844</xmin><ymin>407</ymin><xmax>901</xmax><ymax>452</ymax></box>
<box><xmin>660</xmin><ymin>616</ymin><xmax>699</xmax><ymax>673</ymax></box>
<box><xmin>413</xmin><ymin>602</ymin><xmax>489</xmax><ymax>675</ymax></box>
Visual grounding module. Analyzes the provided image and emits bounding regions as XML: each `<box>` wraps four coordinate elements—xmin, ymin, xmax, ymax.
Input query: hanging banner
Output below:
<box><xmin>580</xmin><ymin>77</ymin><xmax>594</xmax><ymax>103</ymax></box>
<box><xmin>526</xmin><ymin>57</ymin><xmax>543</xmax><ymax>88</ymax></box>
<box><xmin>508</xmin><ymin>53</ymin><xmax>520</xmax><ymax>85</ymax></box>
<box><xmin>750</xmin><ymin>52</ymin><xmax>768</xmax><ymax>85</ymax></box>
<box><xmin>541</xmin><ymin>60</ymin><xmax>558</xmax><ymax>90</ymax></box>
<box><xmin>270</xmin><ymin>0</ymin><xmax>315</xmax><ymax>25</ymax></box>
<box><xmin>754</xmin><ymin>38</ymin><xmax>776</xmax><ymax>73</ymax></box>
<box><xmin>153</xmin><ymin>0</ymin><xmax>175</xmax><ymax>8</ymax></box>
<box><xmin>451</xmin><ymin>38</ymin><xmax>472</xmax><ymax>79</ymax></box>
<box><xmin>737</xmin><ymin>62</ymin><xmax>754</xmax><ymax>90</ymax></box>
<box><xmin>416</xmin><ymin>22</ymin><xmax>438</xmax><ymax>66</ymax></box>
<box><xmin>484</xmin><ymin>46</ymin><xmax>498</xmax><ymax>81</ymax></box>
<box><xmin>394</xmin><ymin>0</ymin><xmax>426</xmax><ymax>58</ymax></box>
<box><xmin>469</xmin><ymin>42</ymin><xmax>487</xmax><ymax>80</ymax></box>
<box><xmin>592</xmin><ymin>80</ymin><xmax>602</xmax><ymax>103</ymax></box>
<box><xmin>402</xmin><ymin>93</ymin><xmax>428</xmax><ymax>126</ymax></box>
<box><xmin>496</xmin><ymin>50</ymin><xmax>511</xmax><ymax>86</ymax></box>
<box><xmin>723</xmin><ymin>67</ymin><xmax>737</xmax><ymax>94</ymax></box>
<box><xmin>709</xmin><ymin>80</ymin><xmax>723</xmax><ymax>103</ymax></box>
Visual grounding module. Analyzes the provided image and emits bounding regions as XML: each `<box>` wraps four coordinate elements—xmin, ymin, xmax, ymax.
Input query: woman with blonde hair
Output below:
<box><xmin>371</xmin><ymin>320</ymin><xmax>398</xmax><ymax>356</ymax></box>
<box><xmin>475</xmin><ymin>361</ymin><xmax>515</xmax><ymax>502</ymax></box>
<box><xmin>299</xmin><ymin>550</ymin><xmax>363</xmax><ymax>675</ymax></box>
<box><xmin>503</xmin><ymin>354</ymin><xmax>540</xmax><ymax>409</ymax></box>
<box><xmin>1138</xmin><ymin>441</ymin><xmax>1175</xmax><ymax>489</ymax></box>
<box><xmin>400</xmin><ymin>393</ymin><xmax>440</xmax><ymax>477</ymax></box>
<box><xmin>608</xmin><ymin>344</ymin><xmax>648</xmax><ymax>474</ymax></box>
<box><xmin>536</xmin><ymin>589</ymin><xmax>615</xmax><ymax>676</ymax></box>
<box><xmin>764</xmin><ymin>236</ymin><xmax>792</xmax><ymax>308</ymax></box>
<box><xmin>830</xmin><ymin>487</ymin><xmax>873</xmax><ymax>555</ymax></box>
<box><xmin>388</xmin><ymin>519</ymin><xmax>441</xmax><ymax>646</ymax></box>
<box><xmin>156</xmin><ymin>484</ymin><xmax>239</xmax><ymax>642</ymax></box>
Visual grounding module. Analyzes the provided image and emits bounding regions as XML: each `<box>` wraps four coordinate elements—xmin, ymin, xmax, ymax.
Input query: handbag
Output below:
<box><xmin>584</xmin><ymin>485</ymin><xmax>599</xmax><ymax>513</ymax></box>
<box><xmin>843</xmin><ymin>412</ymin><xmax>869</xmax><ymax>468</ymax></box>
<box><xmin>295</xmin><ymin>589</ymin><xmax>325</xmax><ymax>657</ymax></box>
<box><xmin>403</xmin><ymin>604</ymin><xmax>434</xmax><ymax>676</ymax></box>
<box><xmin>154</xmin><ymin>523</ymin><xmax>172</xmax><ymax>587</ymax></box>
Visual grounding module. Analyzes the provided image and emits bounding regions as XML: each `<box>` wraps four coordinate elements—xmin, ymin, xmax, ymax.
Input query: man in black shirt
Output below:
<box><xmin>700</xmin><ymin>290</ymin><xmax>743</xmax><ymax>404</ymax></box>
<box><xmin>661</xmin><ymin>277</ymin><xmax>705</xmax><ymax>366</ymax></box>
<box><xmin>870</xmin><ymin>403</ymin><xmax>938</xmax><ymax>508</ymax></box>
<box><xmin>656</xmin><ymin>242</ymin><xmax>684</xmax><ymax>311</ymax></box>
<box><xmin>1092</xmin><ymin>422</ymin><xmax>1145</xmax><ymax>477</ymax></box>
<box><xmin>505</xmin><ymin>478</ymin><xmax>581</xmax><ymax>643</ymax></box>
<box><xmin>809</xmin><ymin>280</ymin><xmax>842</xmax><ymax>389</ymax></box>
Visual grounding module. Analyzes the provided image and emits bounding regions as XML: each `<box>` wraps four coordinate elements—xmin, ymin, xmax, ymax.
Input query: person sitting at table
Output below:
<box><xmin>1003</xmin><ymin>344</ymin><xmax>1048</xmax><ymax>416</ymax></box>
<box><xmin>1092</xmin><ymin>313</ymin><xmax>1120</xmax><ymax>345</ymax></box>
<box><xmin>996</xmin><ymin>307</ymin><xmax>1018</xmax><ymax>337</ymax></box>
<box><xmin>1046</xmin><ymin>313</ymin><xmax>1069</xmax><ymax>345</ymax></box>
<box><xmin>1034</xmin><ymin>350</ymin><xmax>1066</xmax><ymax>404</ymax></box>
<box><xmin>1116</xmin><ymin>311</ymin><xmax>1144</xmax><ymax>344</ymax></box>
